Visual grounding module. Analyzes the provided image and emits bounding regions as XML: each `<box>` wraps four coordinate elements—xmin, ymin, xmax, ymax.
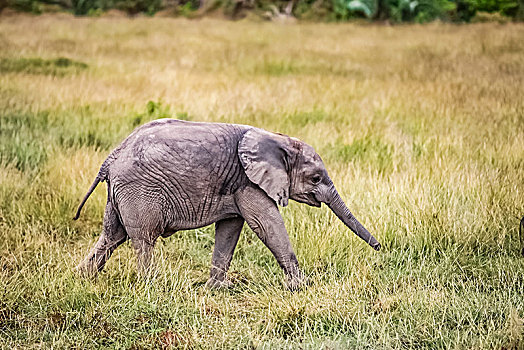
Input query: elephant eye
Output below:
<box><xmin>311</xmin><ymin>175</ymin><xmax>322</xmax><ymax>184</ymax></box>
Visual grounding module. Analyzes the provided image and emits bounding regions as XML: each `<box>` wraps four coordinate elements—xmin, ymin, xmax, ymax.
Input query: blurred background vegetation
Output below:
<box><xmin>1</xmin><ymin>0</ymin><xmax>523</xmax><ymax>22</ymax></box>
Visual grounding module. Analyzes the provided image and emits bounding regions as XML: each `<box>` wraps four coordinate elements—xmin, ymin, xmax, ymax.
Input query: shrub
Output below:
<box><xmin>69</xmin><ymin>0</ymin><xmax>162</xmax><ymax>15</ymax></box>
<box><xmin>332</xmin><ymin>0</ymin><xmax>457</xmax><ymax>22</ymax></box>
<box><xmin>331</xmin><ymin>0</ymin><xmax>522</xmax><ymax>21</ymax></box>
<box><xmin>3</xmin><ymin>0</ymin><xmax>524</xmax><ymax>21</ymax></box>
<box><xmin>473</xmin><ymin>0</ymin><xmax>520</xmax><ymax>17</ymax></box>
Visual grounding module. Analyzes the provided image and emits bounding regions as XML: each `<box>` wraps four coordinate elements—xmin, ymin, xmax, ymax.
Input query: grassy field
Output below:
<box><xmin>0</xmin><ymin>15</ymin><xmax>523</xmax><ymax>349</ymax></box>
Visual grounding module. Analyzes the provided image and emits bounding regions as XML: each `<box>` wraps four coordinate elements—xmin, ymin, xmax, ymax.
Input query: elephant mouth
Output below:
<box><xmin>292</xmin><ymin>193</ymin><xmax>321</xmax><ymax>207</ymax></box>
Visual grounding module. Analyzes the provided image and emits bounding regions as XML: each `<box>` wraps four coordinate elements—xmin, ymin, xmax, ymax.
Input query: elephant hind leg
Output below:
<box><xmin>77</xmin><ymin>202</ymin><xmax>127</xmax><ymax>277</ymax></box>
<box><xmin>128</xmin><ymin>234</ymin><xmax>157</xmax><ymax>277</ymax></box>
<box><xmin>118</xmin><ymin>201</ymin><xmax>163</xmax><ymax>277</ymax></box>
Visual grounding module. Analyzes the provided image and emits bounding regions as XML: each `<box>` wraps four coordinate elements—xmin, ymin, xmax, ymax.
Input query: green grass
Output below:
<box><xmin>0</xmin><ymin>16</ymin><xmax>523</xmax><ymax>349</ymax></box>
<box><xmin>0</xmin><ymin>57</ymin><xmax>88</xmax><ymax>76</ymax></box>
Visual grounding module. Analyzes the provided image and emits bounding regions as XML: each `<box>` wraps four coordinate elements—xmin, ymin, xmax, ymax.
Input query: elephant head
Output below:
<box><xmin>238</xmin><ymin>128</ymin><xmax>381</xmax><ymax>251</ymax></box>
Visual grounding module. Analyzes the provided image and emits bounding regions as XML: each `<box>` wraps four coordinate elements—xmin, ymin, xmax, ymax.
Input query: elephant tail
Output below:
<box><xmin>73</xmin><ymin>175</ymin><xmax>103</xmax><ymax>220</ymax></box>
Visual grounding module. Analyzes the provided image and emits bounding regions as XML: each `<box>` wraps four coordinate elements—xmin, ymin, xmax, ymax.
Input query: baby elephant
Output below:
<box><xmin>74</xmin><ymin>119</ymin><xmax>381</xmax><ymax>290</ymax></box>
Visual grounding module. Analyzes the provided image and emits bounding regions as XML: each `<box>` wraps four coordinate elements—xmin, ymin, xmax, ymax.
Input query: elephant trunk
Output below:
<box><xmin>324</xmin><ymin>184</ymin><xmax>381</xmax><ymax>251</ymax></box>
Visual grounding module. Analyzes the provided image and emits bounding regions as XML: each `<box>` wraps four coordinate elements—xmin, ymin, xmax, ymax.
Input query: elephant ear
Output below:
<box><xmin>238</xmin><ymin>128</ymin><xmax>297</xmax><ymax>207</ymax></box>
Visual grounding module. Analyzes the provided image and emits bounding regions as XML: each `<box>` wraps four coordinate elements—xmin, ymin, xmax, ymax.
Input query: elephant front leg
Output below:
<box><xmin>236</xmin><ymin>187</ymin><xmax>306</xmax><ymax>291</ymax></box>
<box><xmin>206</xmin><ymin>217</ymin><xmax>244</xmax><ymax>289</ymax></box>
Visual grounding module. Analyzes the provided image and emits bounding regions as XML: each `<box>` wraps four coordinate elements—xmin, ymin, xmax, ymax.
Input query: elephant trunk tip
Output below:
<box><xmin>372</xmin><ymin>241</ymin><xmax>381</xmax><ymax>251</ymax></box>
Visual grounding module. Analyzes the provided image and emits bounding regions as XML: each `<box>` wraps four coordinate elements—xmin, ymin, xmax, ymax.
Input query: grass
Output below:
<box><xmin>0</xmin><ymin>15</ymin><xmax>523</xmax><ymax>348</ymax></box>
<box><xmin>0</xmin><ymin>57</ymin><xmax>88</xmax><ymax>76</ymax></box>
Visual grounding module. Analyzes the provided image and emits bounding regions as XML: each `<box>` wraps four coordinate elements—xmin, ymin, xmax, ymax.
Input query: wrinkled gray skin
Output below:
<box><xmin>75</xmin><ymin>119</ymin><xmax>381</xmax><ymax>290</ymax></box>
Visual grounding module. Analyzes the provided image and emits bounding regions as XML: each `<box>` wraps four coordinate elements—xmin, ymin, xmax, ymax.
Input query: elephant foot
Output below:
<box><xmin>205</xmin><ymin>277</ymin><xmax>233</xmax><ymax>290</ymax></box>
<box><xmin>286</xmin><ymin>273</ymin><xmax>310</xmax><ymax>292</ymax></box>
<box><xmin>75</xmin><ymin>261</ymin><xmax>98</xmax><ymax>279</ymax></box>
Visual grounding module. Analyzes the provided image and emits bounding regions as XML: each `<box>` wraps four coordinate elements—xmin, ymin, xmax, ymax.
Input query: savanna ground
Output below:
<box><xmin>0</xmin><ymin>15</ymin><xmax>523</xmax><ymax>349</ymax></box>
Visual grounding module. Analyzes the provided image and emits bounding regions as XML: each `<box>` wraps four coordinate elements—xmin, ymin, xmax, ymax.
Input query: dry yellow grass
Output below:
<box><xmin>0</xmin><ymin>15</ymin><xmax>523</xmax><ymax>348</ymax></box>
